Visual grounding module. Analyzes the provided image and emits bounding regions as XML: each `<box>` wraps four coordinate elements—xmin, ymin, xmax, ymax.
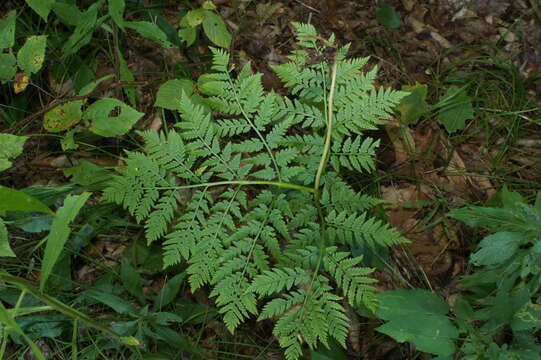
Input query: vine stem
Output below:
<box><xmin>313</xmin><ymin>59</ymin><xmax>339</xmax><ymax>200</ymax></box>
<box><xmin>151</xmin><ymin>180</ymin><xmax>315</xmax><ymax>193</ymax></box>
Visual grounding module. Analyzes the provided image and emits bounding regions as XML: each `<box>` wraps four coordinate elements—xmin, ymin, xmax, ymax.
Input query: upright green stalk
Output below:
<box><xmin>314</xmin><ymin>59</ymin><xmax>339</xmax><ymax>200</ymax></box>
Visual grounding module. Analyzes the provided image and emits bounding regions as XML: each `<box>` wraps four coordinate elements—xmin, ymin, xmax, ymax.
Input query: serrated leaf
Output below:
<box><xmin>154</xmin><ymin>79</ymin><xmax>194</xmax><ymax>110</ymax></box>
<box><xmin>376</xmin><ymin>289</ymin><xmax>458</xmax><ymax>356</ymax></box>
<box><xmin>108</xmin><ymin>0</ymin><xmax>125</xmax><ymax>29</ymax></box>
<box><xmin>0</xmin><ymin>53</ymin><xmax>17</xmax><ymax>82</ymax></box>
<box><xmin>0</xmin><ymin>218</ymin><xmax>16</xmax><ymax>257</ymax></box>
<box><xmin>25</xmin><ymin>0</ymin><xmax>55</xmax><ymax>21</ymax></box>
<box><xmin>437</xmin><ymin>85</ymin><xmax>474</xmax><ymax>133</ymax></box>
<box><xmin>202</xmin><ymin>11</ymin><xmax>231</xmax><ymax>48</ymax></box>
<box><xmin>43</xmin><ymin>100</ymin><xmax>84</xmax><ymax>132</ymax></box>
<box><xmin>17</xmin><ymin>35</ymin><xmax>47</xmax><ymax>75</ymax></box>
<box><xmin>0</xmin><ymin>185</ymin><xmax>53</xmax><ymax>216</ymax></box>
<box><xmin>125</xmin><ymin>21</ymin><xmax>174</xmax><ymax>48</ymax></box>
<box><xmin>84</xmin><ymin>98</ymin><xmax>143</xmax><ymax>137</ymax></box>
<box><xmin>40</xmin><ymin>192</ymin><xmax>90</xmax><ymax>291</ymax></box>
<box><xmin>0</xmin><ymin>10</ymin><xmax>17</xmax><ymax>49</ymax></box>
<box><xmin>397</xmin><ymin>83</ymin><xmax>429</xmax><ymax>125</ymax></box>
<box><xmin>0</xmin><ymin>134</ymin><xmax>28</xmax><ymax>172</ymax></box>
<box><xmin>376</xmin><ymin>4</ymin><xmax>401</xmax><ymax>29</ymax></box>
<box><xmin>471</xmin><ymin>232</ymin><xmax>522</xmax><ymax>266</ymax></box>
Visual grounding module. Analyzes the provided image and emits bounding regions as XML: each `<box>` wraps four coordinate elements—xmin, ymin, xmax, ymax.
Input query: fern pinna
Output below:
<box><xmin>103</xmin><ymin>23</ymin><xmax>408</xmax><ymax>359</ymax></box>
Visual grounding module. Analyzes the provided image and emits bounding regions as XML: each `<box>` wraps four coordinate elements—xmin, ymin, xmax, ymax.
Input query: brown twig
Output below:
<box><xmin>1</xmin><ymin>79</ymin><xmax>149</xmax><ymax>134</ymax></box>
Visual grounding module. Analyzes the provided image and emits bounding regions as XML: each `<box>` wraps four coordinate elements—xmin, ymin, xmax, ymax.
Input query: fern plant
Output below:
<box><xmin>103</xmin><ymin>23</ymin><xmax>408</xmax><ymax>359</ymax></box>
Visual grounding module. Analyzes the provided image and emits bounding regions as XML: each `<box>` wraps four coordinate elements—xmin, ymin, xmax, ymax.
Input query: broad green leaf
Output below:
<box><xmin>471</xmin><ymin>232</ymin><xmax>522</xmax><ymax>266</ymax></box>
<box><xmin>0</xmin><ymin>185</ymin><xmax>52</xmax><ymax>216</ymax></box>
<box><xmin>153</xmin><ymin>272</ymin><xmax>186</xmax><ymax>311</ymax></box>
<box><xmin>125</xmin><ymin>21</ymin><xmax>174</xmax><ymax>48</ymax></box>
<box><xmin>40</xmin><ymin>192</ymin><xmax>90</xmax><ymax>291</ymax></box>
<box><xmin>117</xmin><ymin>48</ymin><xmax>136</xmax><ymax>106</ymax></box>
<box><xmin>0</xmin><ymin>53</ymin><xmax>17</xmax><ymax>82</ymax></box>
<box><xmin>17</xmin><ymin>35</ymin><xmax>47</xmax><ymax>75</ymax></box>
<box><xmin>62</xmin><ymin>4</ymin><xmax>98</xmax><ymax>56</ymax></box>
<box><xmin>43</xmin><ymin>100</ymin><xmax>84</xmax><ymax>132</ymax></box>
<box><xmin>184</xmin><ymin>9</ymin><xmax>206</xmax><ymax>27</ymax></box>
<box><xmin>84</xmin><ymin>98</ymin><xmax>143</xmax><ymax>137</ymax></box>
<box><xmin>0</xmin><ymin>10</ymin><xmax>17</xmax><ymax>49</ymax></box>
<box><xmin>437</xmin><ymin>85</ymin><xmax>474</xmax><ymax>133</ymax></box>
<box><xmin>0</xmin><ymin>301</ymin><xmax>47</xmax><ymax>360</ymax></box>
<box><xmin>108</xmin><ymin>0</ymin><xmax>125</xmax><ymax>29</ymax></box>
<box><xmin>376</xmin><ymin>289</ymin><xmax>458</xmax><ymax>356</ymax></box>
<box><xmin>154</xmin><ymin>79</ymin><xmax>194</xmax><ymax>110</ymax></box>
<box><xmin>0</xmin><ymin>218</ymin><xmax>16</xmax><ymax>257</ymax></box>
<box><xmin>120</xmin><ymin>257</ymin><xmax>145</xmax><ymax>303</ymax></box>
<box><xmin>52</xmin><ymin>3</ymin><xmax>82</xmax><ymax>26</ymax></box>
<box><xmin>60</xmin><ymin>128</ymin><xmax>78</xmax><ymax>151</ymax></box>
<box><xmin>202</xmin><ymin>11</ymin><xmax>231</xmax><ymax>48</ymax></box>
<box><xmin>25</xmin><ymin>0</ymin><xmax>55</xmax><ymax>21</ymax></box>
<box><xmin>376</xmin><ymin>4</ymin><xmax>401</xmax><ymax>29</ymax></box>
<box><xmin>0</xmin><ymin>134</ymin><xmax>28</xmax><ymax>172</ymax></box>
<box><xmin>397</xmin><ymin>83</ymin><xmax>429</xmax><ymax>125</ymax></box>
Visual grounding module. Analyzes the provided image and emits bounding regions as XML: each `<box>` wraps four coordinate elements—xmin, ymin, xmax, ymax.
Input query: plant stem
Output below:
<box><xmin>0</xmin><ymin>272</ymin><xmax>137</xmax><ymax>346</ymax></box>
<box><xmin>313</xmin><ymin>58</ymin><xmax>339</xmax><ymax>200</ymax></box>
<box><xmin>151</xmin><ymin>180</ymin><xmax>315</xmax><ymax>193</ymax></box>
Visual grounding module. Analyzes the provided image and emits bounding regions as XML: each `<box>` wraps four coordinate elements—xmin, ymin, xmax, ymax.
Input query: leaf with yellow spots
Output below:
<box><xmin>17</xmin><ymin>35</ymin><xmax>47</xmax><ymax>75</ymax></box>
<box><xmin>44</xmin><ymin>100</ymin><xmax>84</xmax><ymax>132</ymax></box>
<box><xmin>13</xmin><ymin>72</ymin><xmax>29</xmax><ymax>94</ymax></box>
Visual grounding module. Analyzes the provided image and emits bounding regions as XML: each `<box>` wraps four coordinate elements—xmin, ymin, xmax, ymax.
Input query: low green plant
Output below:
<box><xmin>104</xmin><ymin>22</ymin><xmax>408</xmax><ymax>359</ymax></box>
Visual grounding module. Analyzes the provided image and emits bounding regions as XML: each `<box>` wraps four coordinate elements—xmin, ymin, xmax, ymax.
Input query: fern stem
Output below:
<box><xmin>151</xmin><ymin>180</ymin><xmax>315</xmax><ymax>193</ymax></box>
<box><xmin>313</xmin><ymin>59</ymin><xmax>339</xmax><ymax>199</ymax></box>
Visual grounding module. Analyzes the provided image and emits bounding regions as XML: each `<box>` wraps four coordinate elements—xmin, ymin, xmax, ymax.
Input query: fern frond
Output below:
<box><xmin>323</xmin><ymin>247</ymin><xmax>377</xmax><ymax>310</ymax></box>
<box><xmin>325</xmin><ymin>210</ymin><xmax>407</xmax><ymax>248</ymax></box>
<box><xmin>250</xmin><ymin>267</ymin><xmax>310</xmax><ymax>296</ymax></box>
<box><xmin>330</xmin><ymin>136</ymin><xmax>379</xmax><ymax>173</ymax></box>
<box><xmin>320</xmin><ymin>173</ymin><xmax>383</xmax><ymax>213</ymax></box>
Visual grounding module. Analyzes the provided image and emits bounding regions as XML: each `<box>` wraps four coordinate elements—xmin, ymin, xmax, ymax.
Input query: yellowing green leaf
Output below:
<box><xmin>202</xmin><ymin>11</ymin><xmax>231</xmax><ymax>48</ymax></box>
<box><xmin>0</xmin><ymin>218</ymin><xmax>16</xmax><ymax>257</ymax></box>
<box><xmin>43</xmin><ymin>100</ymin><xmax>84</xmax><ymax>132</ymax></box>
<box><xmin>154</xmin><ymin>79</ymin><xmax>194</xmax><ymax>110</ymax></box>
<box><xmin>184</xmin><ymin>9</ymin><xmax>206</xmax><ymax>27</ymax></box>
<box><xmin>84</xmin><ymin>98</ymin><xmax>143</xmax><ymax>137</ymax></box>
<box><xmin>40</xmin><ymin>192</ymin><xmax>91</xmax><ymax>291</ymax></box>
<box><xmin>202</xmin><ymin>1</ymin><xmax>217</xmax><ymax>10</ymax></box>
<box><xmin>397</xmin><ymin>83</ymin><xmax>429</xmax><ymax>125</ymax></box>
<box><xmin>178</xmin><ymin>26</ymin><xmax>196</xmax><ymax>46</ymax></box>
<box><xmin>17</xmin><ymin>35</ymin><xmax>47</xmax><ymax>75</ymax></box>
<box><xmin>0</xmin><ymin>10</ymin><xmax>17</xmax><ymax>49</ymax></box>
<box><xmin>0</xmin><ymin>53</ymin><xmax>17</xmax><ymax>82</ymax></box>
<box><xmin>0</xmin><ymin>134</ymin><xmax>28</xmax><ymax>172</ymax></box>
<box><xmin>25</xmin><ymin>0</ymin><xmax>55</xmax><ymax>21</ymax></box>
